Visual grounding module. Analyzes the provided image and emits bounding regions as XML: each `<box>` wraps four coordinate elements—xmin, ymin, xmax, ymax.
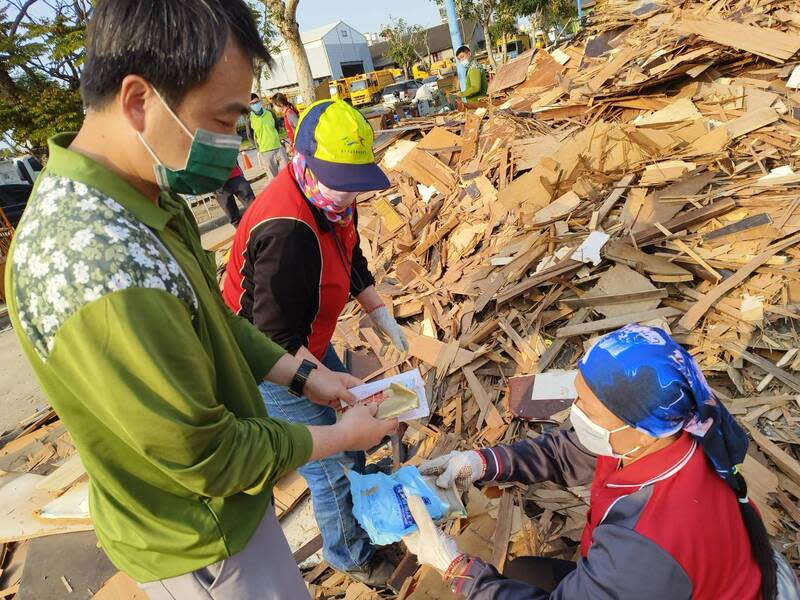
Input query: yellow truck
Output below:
<box><xmin>430</xmin><ymin>58</ymin><xmax>454</xmax><ymax>76</ymax></box>
<box><xmin>328</xmin><ymin>78</ymin><xmax>353</xmax><ymax>102</ymax></box>
<box><xmin>495</xmin><ymin>33</ymin><xmax>533</xmax><ymax>59</ymax></box>
<box><xmin>349</xmin><ymin>70</ymin><xmax>395</xmax><ymax>107</ymax></box>
<box><xmin>411</xmin><ymin>63</ymin><xmax>429</xmax><ymax>80</ymax></box>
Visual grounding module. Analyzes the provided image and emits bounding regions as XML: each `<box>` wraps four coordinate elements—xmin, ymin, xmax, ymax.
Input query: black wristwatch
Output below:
<box><xmin>289</xmin><ymin>359</ymin><xmax>317</xmax><ymax>397</ymax></box>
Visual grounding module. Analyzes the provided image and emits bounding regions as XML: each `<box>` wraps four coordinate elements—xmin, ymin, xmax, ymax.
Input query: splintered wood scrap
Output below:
<box><xmin>491</xmin><ymin>489</ymin><xmax>515</xmax><ymax>571</ymax></box>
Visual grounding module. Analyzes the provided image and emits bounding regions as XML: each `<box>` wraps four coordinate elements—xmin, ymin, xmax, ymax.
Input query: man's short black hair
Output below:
<box><xmin>251</xmin><ymin>93</ymin><xmax>260</xmax><ymax>102</ymax></box>
<box><xmin>456</xmin><ymin>45</ymin><xmax>471</xmax><ymax>56</ymax></box>
<box><xmin>80</xmin><ymin>0</ymin><xmax>270</xmax><ymax>108</ymax></box>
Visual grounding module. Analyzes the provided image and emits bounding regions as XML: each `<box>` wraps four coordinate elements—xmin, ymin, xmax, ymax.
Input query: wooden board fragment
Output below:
<box><xmin>675</xmin><ymin>16</ymin><xmax>800</xmax><ymax>62</ymax></box>
<box><xmin>488</xmin><ymin>49</ymin><xmax>535</xmax><ymax>94</ymax></box>
<box><xmin>678</xmin><ymin>232</ymin><xmax>800</xmax><ymax>330</ymax></box>
<box><xmin>556</xmin><ymin>308</ymin><xmax>681</xmax><ymax>338</ymax></box>
<box><xmin>0</xmin><ymin>473</ymin><xmax>93</xmax><ymax>543</ymax></box>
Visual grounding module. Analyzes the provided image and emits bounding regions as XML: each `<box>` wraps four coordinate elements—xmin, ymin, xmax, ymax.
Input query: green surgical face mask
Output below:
<box><xmin>138</xmin><ymin>88</ymin><xmax>241</xmax><ymax>195</ymax></box>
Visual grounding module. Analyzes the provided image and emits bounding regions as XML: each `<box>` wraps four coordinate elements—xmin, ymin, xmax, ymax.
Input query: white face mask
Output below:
<box><xmin>318</xmin><ymin>180</ymin><xmax>357</xmax><ymax>209</ymax></box>
<box><xmin>570</xmin><ymin>403</ymin><xmax>641</xmax><ymax>459</ymax></box>
<box><xmin>459</xmin><ymin>58</ymin><xmax>470</xmax><ymax>68</ymax></box>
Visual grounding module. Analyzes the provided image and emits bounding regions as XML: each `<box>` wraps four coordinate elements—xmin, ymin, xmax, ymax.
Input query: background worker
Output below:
<box><xmin>455</xmin><ymin>45</ymin><xmax>488</xmax><ymax>103</ymax></box>
<box><xmin>5</xmin><ymin>2</ymin><xmax>397</xmax><ymax>598</ymax></box>
<box><xmin>249</xmin><ymin>92</ymin><xmax>288</xmax><ymax>179</ymax></box>
<box><xmin>223</xmin><ymin>99</ymin><xmax>409</xmax><ymax>586</ymax></box>
<box><xmin>271</xmin><ymin>92</ymin><xmax>300</xmax><ymax>154</ymax></box>
<box><xmin>404</xmin><ymin>325</ymin><xmax>794</xmax><ymax>600</ymax></box>
<box><xmin>214</xmin><ymin>161</ymin><xmax>255</xmax><ymax>227</ymax></box>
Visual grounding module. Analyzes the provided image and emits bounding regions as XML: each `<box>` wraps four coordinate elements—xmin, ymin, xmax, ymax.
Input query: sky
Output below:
<box><xmin>295</xmin><ymin>0</ymin><xmax>444</xmax><ymax>35</ymax></box>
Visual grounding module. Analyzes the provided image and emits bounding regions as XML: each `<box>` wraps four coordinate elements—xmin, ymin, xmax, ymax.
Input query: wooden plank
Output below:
<box><xmin>724</xmin><ymin>107</ymin><xmax>779</xmax><ymax>139</ymax></box>
<box><xmin>674</xmin><ymin>16</ymin><xmax>800</xmax><ymax>62</ymax></box>
<box><xmin>496</xmin><ymin>260</ymin><xmax>582</xmax><ymax>305</ymax></box>
<box><xmin>629</xmin><ymin>170</ymin><xmax>717</xmax><ymax>234</ymax></box>
<box><xmin>0</xmin><ymin>472</ymin><xmax>93</xmax><ymax>543</ymax></box>
<box><xmin>634</xmin><ymin>197</ymin><xmax>737</xmax><ymax>247</ymax></box>
<box><xmin>678</xmin><ymin>232</ymin><xmax>800</xmax><ymax>330</ymax></box>
<box><xmin>463</xmin><ymin>366</ymin><xmax>504</xmax><ymax>430</ymax></box>
<box><xmin>413</xmin><ymin>215</ymin><xmax>459</xmax><ymax>257</ymax></box>
<box><xmin>293</xmin><ymin>533</ymin><xmax>323</xmax><ymax>564</ymax></box>
<box><xmin>461</xmin><ymin>113</ymin><xmax>481</xmax><ymax>162</ymax></box>
<box><xmin>491</xmin><ymin>489</ymin><xmax>514</xmax><ymax>571</ymax></box>
<box><xmin>702</xmin><ymin>213</ymin><xmax>772</xmax><ymax>242</ymax></box>
<box><xmin>35</xmin><ymin>453</ymin><xmax>86</xmax><ymax>494</ymax></box>
<box><xmin>373</xmin><ymin>197</ymin><xmax>406</xmax><ymax>233</ymax></box>
<box><xmin>487</xmin><ymin>48</ymin><xmax>535</xmax><ymax>94</ymax></box>
<box><xmin>741</xmin><ymin>421</ymin><xmax>800</xmax><ymax>488</ymax></box>
<box><xmin>560</xmin><ymin>289</ymin><xmax>668</xmax><ymax>308</ymax></box>
<box><xmin>604</xmin><ymin>240</ymin><xmax>693</xmax><ymax>282</ymax></box>
<box><xmin>721</xmin><ymin>342</ymin><xmax>800</xmax><ymax>394</ymax></box>
<box><xmin>596</xmin><ymin>174</ymin><xmax>636</xmax><ymax>227</ymax></box>
<box><xmin>402</xmin><ymin>327</ymin><xmax>475</xmax><ymax>372</ymax></box>
<box><xmin>556</xmin><ymin>307</ymin><xmax>681</xmax><ymax>338</ymax></box>
<box><xmin>273</xmin><ymin>470</ymin><xmax>309</xmax><ymax>518</ymax></box>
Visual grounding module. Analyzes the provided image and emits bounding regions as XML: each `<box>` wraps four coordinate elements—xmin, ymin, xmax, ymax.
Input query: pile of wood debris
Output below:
<box><xmin>324</xmin><ymin>0</ymin><xmax>800</xmax><ymax>597</ymax></box>
<box><xmin>2</xmin><ymin>0</ymin><xmax>800</xmax><ymax>598</ymax></box>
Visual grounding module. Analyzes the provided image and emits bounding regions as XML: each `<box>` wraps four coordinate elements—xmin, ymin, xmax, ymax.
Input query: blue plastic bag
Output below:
<box><xmin>348</xmin><ymin>465</ymin><xmax>447</xmax><ymax>545</ymax></box>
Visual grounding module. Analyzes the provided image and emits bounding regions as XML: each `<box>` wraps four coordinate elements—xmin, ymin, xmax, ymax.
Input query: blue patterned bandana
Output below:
<box><xmin>578</xmin><ymin>325</ymin><xmax>748</xmax><ymax>491</ymax></box>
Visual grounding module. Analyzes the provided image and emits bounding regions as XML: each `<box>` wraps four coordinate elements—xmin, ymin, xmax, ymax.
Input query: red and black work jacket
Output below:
<box><xmin>223</xmin><ymin>166</ymin><xmax>374</xmax><ymax>359</ymax></box>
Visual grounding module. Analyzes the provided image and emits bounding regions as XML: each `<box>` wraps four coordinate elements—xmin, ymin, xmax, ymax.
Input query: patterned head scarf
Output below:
<box><xmin>578</xmin><ymin>324</ymin><xmax>749</xmax><ymax>496</ymax></box>
<box><xmin>290</xmin><ymin>152</ymin><xmax>353</xmax><ymax>227</ymax></box>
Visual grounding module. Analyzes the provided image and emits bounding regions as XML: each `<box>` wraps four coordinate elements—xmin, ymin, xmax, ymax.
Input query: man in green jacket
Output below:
<box><xmin>456</xmin><ymin>45</ymin><xmax>489</xmax><ymax>102</ymax></box>
<box><xmin>249</xmin><ymin>92</ymin><xmax>288</xmax><ymax>180</ymax></box>
<box><xmin>5</xmin><ymin>2</ymin><xmax>396</xmax><ymax>598</ymax></box>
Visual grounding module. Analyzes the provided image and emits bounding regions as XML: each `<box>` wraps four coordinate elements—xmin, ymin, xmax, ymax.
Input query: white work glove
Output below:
<box><xmin>368</xmin><ymin>305</ymin><xmax>409</xmax><ymax>353</ymax></box>
<box><xmin>402</xmin><ymin>488</ymin><xmax>462</xmax><ymax>573</ymax></box>
<box><xmin>419</xmin><ymin>450</ymin><xmax>485</xmax><ymax>493</ymax></box>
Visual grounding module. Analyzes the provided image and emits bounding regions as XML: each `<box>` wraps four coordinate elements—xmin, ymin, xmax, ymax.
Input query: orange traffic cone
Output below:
<box><xmin>241</xmin><ymin>151</ymin><xmax>253</xmax><ymax>170</ymax></box>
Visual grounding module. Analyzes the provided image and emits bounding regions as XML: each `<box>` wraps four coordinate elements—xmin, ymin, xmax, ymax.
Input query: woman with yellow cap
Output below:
<box><xmin>223</xmin><ymin>100</ymin><xmax>407</xmax><ymax>586</ymax></box>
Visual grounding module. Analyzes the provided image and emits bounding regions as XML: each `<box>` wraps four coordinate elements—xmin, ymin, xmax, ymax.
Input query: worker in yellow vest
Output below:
<box><xmin>249</xmin><ymin>93</ymin><xmax>288</xmax><ymax>180</ymax></box>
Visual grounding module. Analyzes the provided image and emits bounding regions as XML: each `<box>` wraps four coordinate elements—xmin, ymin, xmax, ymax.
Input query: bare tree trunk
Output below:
<box><xmin>500</xmin><ymin>33</ymin><xmax>507</xmax><ymax>65</ymax></box>
<box><xmin>483</xmin><ymin>19</ymin><xmax>497</xmax><ymax>71</ymax></box>
<box><xmin>264</xmin><ymin>0</ymin><xmax>316</xmax><ymax>105</ymax></box>
<box><xmin>282</xmin><ymin>22</ymin><xmax>316</xmax><ymax>105</ymax></box>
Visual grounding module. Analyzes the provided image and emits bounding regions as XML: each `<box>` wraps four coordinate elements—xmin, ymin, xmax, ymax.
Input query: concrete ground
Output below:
<box><xmin>0</xmin><ymin>322</ymin><xmax>47</xmax><ymax>434</ymax></box>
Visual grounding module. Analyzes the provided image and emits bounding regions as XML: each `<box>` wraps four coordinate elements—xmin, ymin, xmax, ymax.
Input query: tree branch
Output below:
<box><xmin>9</xmin><ymin>0</ymin><xmax>41</xmax><ymax>38</ymax></box>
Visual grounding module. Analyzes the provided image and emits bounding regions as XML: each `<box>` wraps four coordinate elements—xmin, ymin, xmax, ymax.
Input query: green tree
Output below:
<box><xmin>490</xmin><ymin>5</ymin><xmax>519</xmax><ymax>64</ymax></box>
<box><xmin>247</xmin><ymin>1</ymin><xmax>282</xmax><ymax>95</ymax></box>
<box><xmin>0</xmin><ymin>1</ymin><xmax>88</xmax><ymax>159</ymax></box>
<box><xmin>381</xmin><ymin>18</ymin><xmax>420</xmax><ymax>79</ymax></box>
<box><xmin>520</xmin><ymin>0</ymin><xmax>577</xmax><ymax>36</ymax></box>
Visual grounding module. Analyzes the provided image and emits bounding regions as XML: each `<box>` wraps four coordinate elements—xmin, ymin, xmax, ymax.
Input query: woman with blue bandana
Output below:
<box><xmin>402</xmin><ymin>325</ymin><xmax>799</xmax><ymax>600</ymax></box>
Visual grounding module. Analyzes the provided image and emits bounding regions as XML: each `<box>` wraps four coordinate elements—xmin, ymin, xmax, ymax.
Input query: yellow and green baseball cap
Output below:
<box><xmin>295</xmin><ymin>99</ymin><xmax>390</xmax><ymax>192</ymax></box>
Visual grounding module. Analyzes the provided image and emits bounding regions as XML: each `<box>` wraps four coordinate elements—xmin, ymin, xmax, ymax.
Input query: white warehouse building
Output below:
<box><xmin>261</xmin><ymin>21</ymin><xmax>374</xmax><ymax>94</ymax></box>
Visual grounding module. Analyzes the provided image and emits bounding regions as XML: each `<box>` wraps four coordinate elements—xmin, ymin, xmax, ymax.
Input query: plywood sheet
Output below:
<box><xmin>488</xmin><ymin>49</ymin><xmax>535</xmax><ymax>94</ymax></box>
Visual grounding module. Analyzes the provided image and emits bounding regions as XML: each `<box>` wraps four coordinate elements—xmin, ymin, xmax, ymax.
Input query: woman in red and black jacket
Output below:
<box><xmin>402</xmin><ymin>325</ymin><xmax>800</xmax><ymax>600</ymax></box>
<box><xmin>272</xmin><ymin>92</ymin><xmax>299</xmax><ymax>154</ymax></box>
<box><xmin>222</xmin><ymin>100</ymin><xmax>408</xmax><ymax>586</ymax></box>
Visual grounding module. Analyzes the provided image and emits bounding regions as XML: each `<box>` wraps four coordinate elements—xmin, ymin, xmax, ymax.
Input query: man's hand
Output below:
<box><xmin>304</xmin><ymin>366</ymin><xmax>358</xmax><ymax>409</ymax></box>
<box><xmin>333</xmin><ymin>371</ymin><xmax>363</xmax><ymax>390</ymax></box>
<box><xmin>402</xmin><ymin>489</ymin><xmax>462</xmax><ymax>573</ymax></box>
<box><xmin>336</xmin><ymin>403</ymin><xmax>398</xmax><ymax>451</ymax></box>
<box><xmin>419</xmin><ymin>450</ymin><xmax>485</xmax><ymax>493</ymax></box>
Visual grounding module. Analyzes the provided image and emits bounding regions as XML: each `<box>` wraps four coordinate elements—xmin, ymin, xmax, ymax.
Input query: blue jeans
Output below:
<box><xmin>259</xmin><ymin>346</ymin><xmax>373</xmax><ymax>572</ymax></box>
